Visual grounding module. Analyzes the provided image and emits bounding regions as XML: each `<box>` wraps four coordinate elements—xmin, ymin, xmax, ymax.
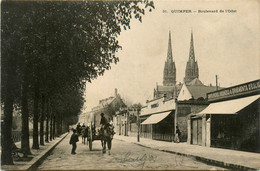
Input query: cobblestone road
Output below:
<box><xmin>38</xmin><ymin>133</ymin><xmax>226</xmax><ymax>170</ymax></box>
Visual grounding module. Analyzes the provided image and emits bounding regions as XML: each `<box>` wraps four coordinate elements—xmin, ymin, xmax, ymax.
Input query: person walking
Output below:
<box><xmin>69</xmin><ymin>129</ymin><xmax>79</xmax><ymax>154</ymax></box>
<box><xmin>175</xmin><ymin>126</ymin><xmax>181</xmax><ymax>143</ymax></box>
<box><xmin>76</xmin><ymin>123</ymin><xmax>82</xmax><ymax>135</ymax></box>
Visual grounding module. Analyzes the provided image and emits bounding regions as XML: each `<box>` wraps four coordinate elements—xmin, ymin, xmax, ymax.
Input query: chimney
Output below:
<box><xmin>115</xmin><ymin>88</ymin><xmax>118</xmax><ymax>96</ymax></box>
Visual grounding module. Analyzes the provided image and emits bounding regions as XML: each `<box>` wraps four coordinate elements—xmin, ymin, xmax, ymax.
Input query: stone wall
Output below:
<box><xmin>177</xmin><ymin>102</ymin><xmax>208</xmax><ymax>142</ymax></box>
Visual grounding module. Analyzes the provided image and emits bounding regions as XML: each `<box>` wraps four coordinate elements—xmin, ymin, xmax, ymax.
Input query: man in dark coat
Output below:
<box><xmin>76</xmin><ymin>123</ymin><xmax>82</xmax><ymax>135</ymax></box>
<box><xmin>100</xmin><ymin>113</ymin><xmax>110</xmax><ymax>138</ymax></box>
<box><xmin>100</xmin><ymin>113</ymin><xmax>108</xmax><ymax>128</ymax></box>
<box><xmin>69</xmin><ymin>129</ymin><xmax>79</xmax><ymax>154</ymax></box>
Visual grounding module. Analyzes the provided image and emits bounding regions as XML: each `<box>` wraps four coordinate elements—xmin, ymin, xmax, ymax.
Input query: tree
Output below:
<box><xmin>1</xmin><ymin>2</ymin><xmax>25</xmax><ymax>164</ymax></box>
<box><xmin>1</xmin><ymin>0</ymin><xmax>154</xmax><ymax>165</ymax></box>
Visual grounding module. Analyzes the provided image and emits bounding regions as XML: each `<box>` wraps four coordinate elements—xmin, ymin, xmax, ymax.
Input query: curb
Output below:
<box><xmin>115</xmin><ymin>137</ymin><xmax>257</xmax><ymax>170</ymax></box>
<box><xmin>21</xmin><ymin>133</ymin><xmax>69</xmax><ymax>171</ymax></box>
<box><xmin>159</xmin><ymin>149</ymin><xmax>256</xmax><ymax>170</ymax></box>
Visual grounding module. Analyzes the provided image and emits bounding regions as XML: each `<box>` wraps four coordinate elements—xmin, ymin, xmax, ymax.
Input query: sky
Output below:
<box><xmin>83</xmin><ymin>0</ymin><xmax>259</xmax><ymax>113</ymax></box>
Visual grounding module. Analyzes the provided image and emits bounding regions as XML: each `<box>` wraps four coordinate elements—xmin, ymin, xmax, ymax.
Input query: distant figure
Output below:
<box><xmin>175</xmin><ymin>126</ymin><xmax>181</xmax><ymax>143</ymax></box>
<box><xmin>69</xmin><ymin>129</ymin><xmax>79</xmax><ymax>154</ymax></box>
<box><xmin>81</xmin><ymin>126</ymin><xmax>89</xmax><ymax>144</ymax></box>
<box><xmin>76</xmin><ymin>123</ymin><xmax>82</xmax><ymax>135</ymax></box>
<box><xmin>100</xmin><ymin>113</ymin><xmax>108</xmax><ymax>128</ymax></box>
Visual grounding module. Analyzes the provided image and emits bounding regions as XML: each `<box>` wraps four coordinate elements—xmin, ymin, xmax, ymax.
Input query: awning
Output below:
<box><xmin>198</xmin><ymin>95</ymin><xmax>260</xmax><ymax>115</ymax></box>
<box><xmin>141</xmin><ymin>111</ymin><xmax>171</xmax><ymax>125</ymax></box>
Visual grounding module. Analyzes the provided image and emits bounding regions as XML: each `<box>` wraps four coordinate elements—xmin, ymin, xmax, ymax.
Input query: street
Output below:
<box><xmin>38</xmin><ymin>133</ymin><xmax>226</xmax><ymax>170</ymax></box>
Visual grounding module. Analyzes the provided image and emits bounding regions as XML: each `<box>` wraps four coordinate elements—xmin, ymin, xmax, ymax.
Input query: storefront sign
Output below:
<box><xmin>207</xmin><ymin>79</ymin><xmax>260</xmax><ymax>100</ymax></box>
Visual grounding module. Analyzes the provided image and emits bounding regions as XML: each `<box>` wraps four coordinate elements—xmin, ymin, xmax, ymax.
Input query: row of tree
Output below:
<box><xmin>1</xmin><ymin>1</ymin><xmax>154</xmax><ymax>165</ymax></box>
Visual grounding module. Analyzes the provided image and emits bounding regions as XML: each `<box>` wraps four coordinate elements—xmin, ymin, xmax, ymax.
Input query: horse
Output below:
<box><xmin>81</xmin><ymin>126</ymin><xmax>89</xmax><ymax>144</ymax></box>
<box><xmin>101</xmin><ymin>125</ymin><xmax>115</xmax><ymax>155</ymax></box>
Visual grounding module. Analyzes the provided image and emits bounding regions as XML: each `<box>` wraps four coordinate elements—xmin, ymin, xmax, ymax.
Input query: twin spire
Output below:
<box><xmin>166</xmin><ymin>30</ymin><xmax>196</xmax><ymax>62</ymax></box>
<box><xmin>164</xmin><ymin>29</ymin><xmax>199</xmax><ymax>85</ymax></box>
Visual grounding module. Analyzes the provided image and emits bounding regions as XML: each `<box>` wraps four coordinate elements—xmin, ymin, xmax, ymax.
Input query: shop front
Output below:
<box><xmin>140</xmin><ymin>96</ymin><xmax>175</xmax><ymax>141</ymax></box>
<box><xmin>141</xmin><ymin>111</ymin><xmax>175</xmax><ymax>141</ymax></box>
<box><xmin>188</xmin><ymin>79</ymin><xmax>260</xmax><ymax>152</ymax></box>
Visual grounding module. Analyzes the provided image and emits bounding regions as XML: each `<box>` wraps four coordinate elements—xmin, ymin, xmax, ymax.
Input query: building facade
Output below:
<box><xmin>140</xmin><ymin>96</ymin><xmax>176</xmax><ymax>141</ymax></box>
<box><xmin>113</xmin><ymin>107</ymin><xmax>139</xmax><ymax>136</ymax></box>
<box><xmin>148</xmin><ymin>30</ymin><xmax>216</xmax><ymax>142</ymax></box>
<box><xmin>154</xmin><ymin>31</ymin><xmax>178</xmax><ymax>99</ymax></box>
<box><xmin>89</xmin><ymin>88</ymin><xmax>126</xmax><ymax>128</ymax></box>
<box><xmin>188</xmin><ymin>79</ymin><xmax>260</xmax><ymax>153</ymax></box>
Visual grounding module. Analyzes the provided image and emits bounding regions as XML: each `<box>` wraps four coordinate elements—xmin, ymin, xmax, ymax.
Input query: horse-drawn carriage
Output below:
<box><xmin>82</xmin><ymin>122</ymin><xmax>115</xmax><ymax>153</ymax></box>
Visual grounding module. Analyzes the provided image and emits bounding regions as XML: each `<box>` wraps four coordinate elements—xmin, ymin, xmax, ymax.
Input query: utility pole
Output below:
<box><xmin>173</xmin><ymin>97</ymin><xmax>178</xmax><ymax>141</ymax></box>
<box><xmin>216</xmin><ymin>75</ymin><xmax>218</xmax><ymax>91</ymax></box>
<box><xmin>137</xmin><ymin>107</ymin><xmax>140</xmax><ymax>142</ymax></box>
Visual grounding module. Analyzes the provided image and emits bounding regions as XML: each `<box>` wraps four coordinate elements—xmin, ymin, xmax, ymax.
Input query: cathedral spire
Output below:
<box><xmin>189</xmin><ymin>30</ymin><xmax>195</xmax><ymax>61</ymax></box>
<box><xmin>163</xmin><ymin>30</ymin><xmax>176</xmax><ymax>86</ymax></box>
<box><xmin>184</xmin><ymin>30</ymin><xmax>199</xmax><ymax>84</ymax></box>
<box><xmin>167</xmin><ymin>31</ymin><xmax>173</xmax><ymax>62</ymax></box>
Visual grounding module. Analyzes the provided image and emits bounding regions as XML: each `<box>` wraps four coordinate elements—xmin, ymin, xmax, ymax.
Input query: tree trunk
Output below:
<box><xmin>45</xmin><ymin>98</ymin><xmax>49</xmax><ymax>143</ymax></box>
<box><xmin>60</xmin><ymin>115</ymin><xmax>64</xmax><ymax>134</ymax></box>
<box><xmin>53</xmin><ymin>115</ymin><xmax>56</xmax><ymax>139</ymax></box>
<box><xmin>1</xmin><ymin>75</ymin><xmax>15</xmax><ymax>165</ymax></box>
<box><xmin>56</xmin><ymin>113</ymin><xmax>61</xmax><ymax>136</ymax></box>
<box><xmin>21</xmin><ymin>79</ymin><xmax>32</xmax><ymax>155</ymax></box>
<box><xmin>1</xmin><ymin>31</ymin><xmax>18</xmax><ymax>164</ymax></box>
<box><xmin>32</xmin><ymin>78</ymin><xmax>40</xmax><ymax>149</ymax></box>
<box><xmin>50</xmin><ymin>112</ymin><xmax>53</xmax><ymax>141</ymax></box>
<box><xmin>40</xmin><ymin>94</ymin><xmax>45</xmax><ymax>145</ymax></box>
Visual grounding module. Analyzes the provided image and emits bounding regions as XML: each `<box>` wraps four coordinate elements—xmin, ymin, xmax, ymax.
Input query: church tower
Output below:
<box><xmin>163</xmin><ymin>31</ymin><xmax>176</xmax><ymax>86</ymax></box>
<box><xmin>184</xmin><ymin>31</ymin><xmax>199</xmax><ymax>83</ymax></box>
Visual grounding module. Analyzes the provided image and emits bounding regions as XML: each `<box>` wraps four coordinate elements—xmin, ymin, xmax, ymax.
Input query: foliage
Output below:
<box><xmin>2</xmin><ymin>0</ymin><xmax>154</xmax><ymax>119</ymax></box>
<box><xmin>1</xmin><ymin>0</ymin><xmax>154</xmax><ymax>164</ymax></box>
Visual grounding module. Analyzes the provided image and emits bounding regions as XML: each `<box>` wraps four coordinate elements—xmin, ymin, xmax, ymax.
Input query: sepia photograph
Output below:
<box><xmin>1</xmin><ymin>0</ymin><xmax>260</xmax><ymax>170</ymax></box>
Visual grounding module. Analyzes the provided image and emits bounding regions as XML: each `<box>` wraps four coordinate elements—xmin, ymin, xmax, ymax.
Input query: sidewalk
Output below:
<box><xmin>1</xmin><ymin>133</ymin><xmax>68</xmax><ymax>171</ymax></box>
<box><xmin>114</xmin><ymin>134</ymin><xmax>260</xmax><ymax>170</ymax></box>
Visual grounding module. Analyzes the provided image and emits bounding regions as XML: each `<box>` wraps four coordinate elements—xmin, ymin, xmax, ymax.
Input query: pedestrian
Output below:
<box><xmin>100</xmin><ymin>113</ymin><xmax>109</xmax><ymax>135</ymax></box>
<box><xmin>175</xmin><ymin>126</ymin><xmax>181</xmax><ymax>143</ymax></box>
<box><xmin>69</xmin><ymin>129</ymin><xmax>79</xmax><ymax>154</ymax></box>
<box><xmin>76</xmin><ymin>123</ymin><xmax>82</xmax><ymax>135</ymax></box>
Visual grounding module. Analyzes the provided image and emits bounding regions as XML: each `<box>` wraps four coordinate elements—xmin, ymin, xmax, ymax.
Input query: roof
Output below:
<box><xmin>157</xmin><ymin>85</ymin><xmax>175</xmax><ymax>92</ymax></box>
<box><xmin>99</xmin><ymin>96</ymin><xmax>115</xmax><ymax>107</ymax></box>
<box><xmin>186</xmin><ymin>78</ymin><xmax>204</xmax><ymax>86</ymax></box>
<box><xmin>186</xmin><ymin>85</ymin><xmax>221</xmax><ymax>99</ymax></box>
<box><xmin>175</xmin><ymin>83</ymin><xmax>183</xmax><ymax>95</ymax></box>
<box><xmin>92</xmin><ymin>94</ymin><xmax>125</xmax><ymax>111</ymax></box>
<box><xmin>183</xmin><ymin>78</ymin><xmax>224</xmax><ymax>100</ymax></box>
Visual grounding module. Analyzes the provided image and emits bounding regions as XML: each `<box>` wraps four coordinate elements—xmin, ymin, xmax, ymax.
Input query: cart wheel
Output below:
<box><xmin>89</xmin><ymin>140</ymin><xmax>92</xmax><ymax>151</ymax></box>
